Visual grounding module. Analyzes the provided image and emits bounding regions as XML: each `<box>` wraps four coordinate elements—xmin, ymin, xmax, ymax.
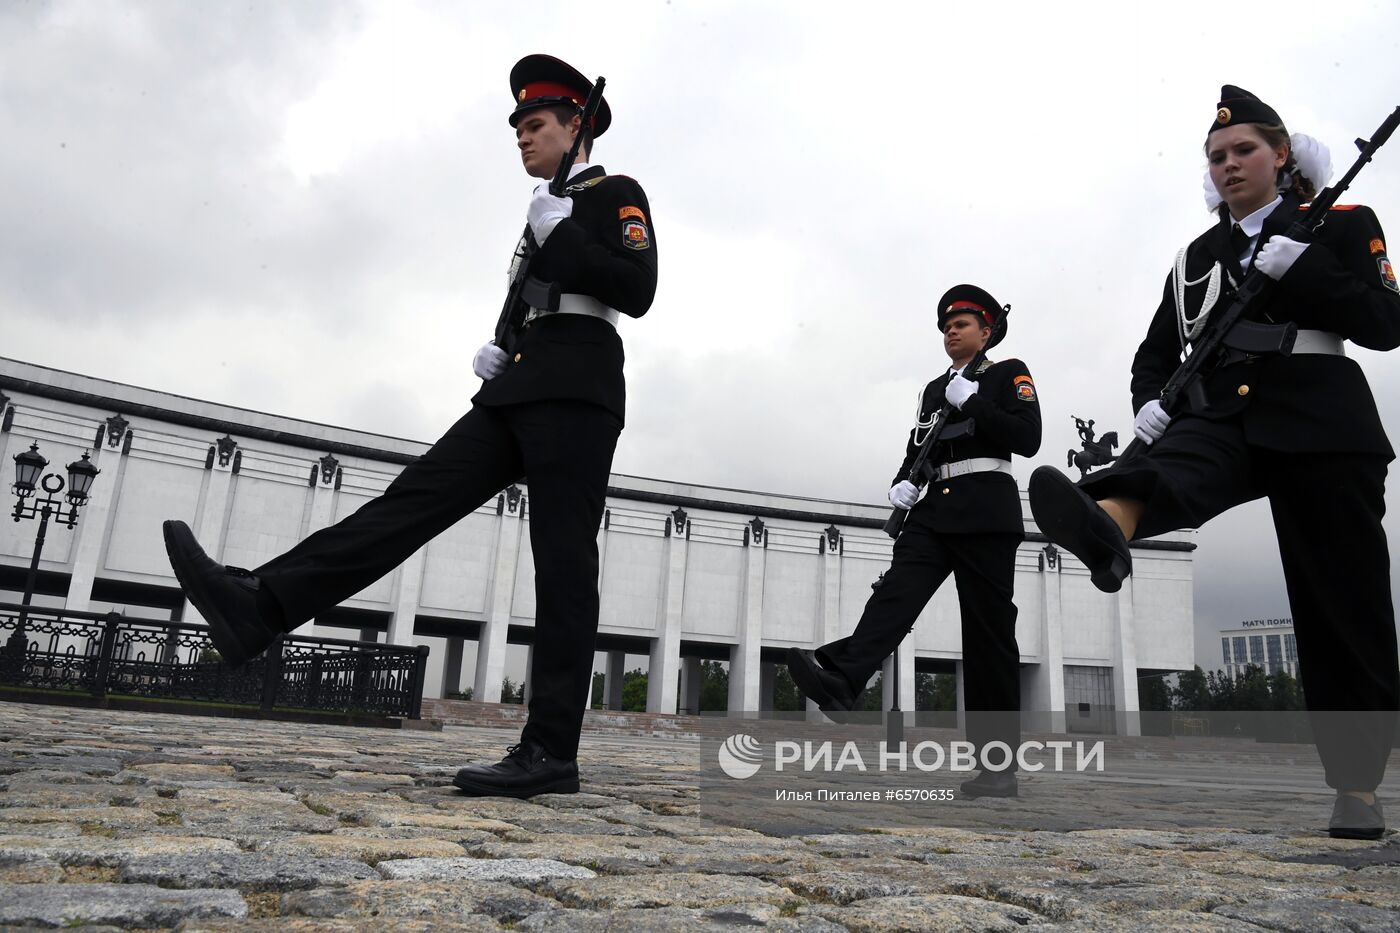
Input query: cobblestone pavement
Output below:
<box><xmin>2</xmin><ymin>702</ymin><xmax>1399</xmax><ymax>931</ymax></box>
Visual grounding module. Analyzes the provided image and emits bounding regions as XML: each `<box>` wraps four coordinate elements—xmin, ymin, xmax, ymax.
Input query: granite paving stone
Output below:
<box><xmin>118</xmin><ymin>852</ymin><xmax>380</xmax><ymax>890</ymax></box>
<box><xmin>281</xmin><ymin>878</ymin><xmax>558</xmax><ymax>921</ymax></box>
<box><xmin>0</xmin><ymin>882</ymin><xmax>247</xmax><ymax>927</ymax></box>
<box><xmin>2</xmin><ymin>702</ymin><xmax>1398</xmax><ymax>931</ymax></box>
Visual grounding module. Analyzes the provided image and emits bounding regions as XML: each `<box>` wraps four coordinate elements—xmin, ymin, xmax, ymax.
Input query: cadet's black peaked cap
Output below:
<box><xmin>937</xmin><ymin>284</ymin><xmax>1008</xmax><ymax>350</ymax></box>
<box><xmin>509</xmin><ymin>54</ymin><xmax>611</xmax><ymax>137</ymax></box>
<box><xmin>1209</xmin><ymin>85</ymin><xmax>1283</xmax><ymax>136</ymax></box>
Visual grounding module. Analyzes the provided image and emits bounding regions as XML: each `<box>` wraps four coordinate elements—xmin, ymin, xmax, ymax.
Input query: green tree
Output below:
<box><xmin>859</xmin><ymin>672</ymin><xmax>884</xmax><ymax>711</ymax></box>
<box><xmin>699</xmin><ymin>660</ymin><xmax>728</xmax><ymax>712</ymax></box>
<box><xmin>622</xmin><ymin>667</ymin><xmax>648</xmax><ymax>712</ymax></box>
<box><xmin>916</xmin><ymin>673</ymin><xmax>957</xmax><ymax>712</ymax></box>
<box><xmin>500</xmin><ymin>676</ymin><xmax>524</xmax><ymax>704</ymax></box>
<box><xmin>590</xmin><ymin>671</ymin><xmax>605</xmax><ymax>709</ymax></box>
<box><xmin>1172</xmin><ymin>666</ymin><xmax>1212</xmax><ymax>711</ymax></box>
<box><xmin>1267</xmin><ymin>669</ymin><xmax>1305</xmax><ymax>710</ymax></box>
<box><xmin>1138</xmin><ymin>673</ymin><xmax>1172</xmax><ymax>712</ymax></box>
<box><xmin>773</xmin><ymin>664</ymin><xmax>801</xmax><ymax>711</ymax></box>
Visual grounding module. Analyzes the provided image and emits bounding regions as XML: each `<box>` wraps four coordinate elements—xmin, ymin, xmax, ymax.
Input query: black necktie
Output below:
<box><xmin>1230</xmin><ymin>223</ymin><xmax>1251</xmax><ymax>259</ymax></box>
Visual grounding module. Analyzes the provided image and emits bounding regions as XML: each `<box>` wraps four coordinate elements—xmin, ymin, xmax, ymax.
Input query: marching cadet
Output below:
<box><xmin>1029</xmin><ymin>86</ymin><xmax>1399</xmax><ymax>837</ymax></box>
<box><xmin>789</xmin><ymin>285</ymin><xmax>1042</xmax><ymax>798</ymax></box>
<box><xmin>162</xmin><ymin>54</ymin><xmax>658</xmax><ymax>799</ymax></box>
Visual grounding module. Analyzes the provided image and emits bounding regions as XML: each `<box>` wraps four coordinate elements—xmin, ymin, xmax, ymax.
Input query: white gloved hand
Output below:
<box><xmin>472</xmin><ymin>341</ymin><xmax>508</xmax><ymax>381</ymax></box>
<box><xmin>1254</xmin><ymin>235</ymin><xmax>1309</xmax><ymax>281</ymax></box>
<box><xmin>1133</xmin><ymin>399</ymin><xmax>1172</xmax><ymax>445</ymax></box>
<box><xmin>888</xmin><ymin>480</ymin><xmax>919</xmax><ymax>510</ymax></box>
<box><xmin>944</xmin><ymin>373</ymin><xmax>979</xmax><ymax>409</ymax></box>
<box><xmin>527</xmin><ymin>183</ymin><xmax>573</xmax><ymax>245</ymax></box>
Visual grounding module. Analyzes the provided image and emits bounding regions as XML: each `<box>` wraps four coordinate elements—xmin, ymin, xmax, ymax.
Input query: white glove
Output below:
<box><xmin>1133</xmin><ymin>400</ymin><xmax>1172</xmax><ymax>445</ymax></box>
<box><xmin>888</xmin><ymin>481</ymin><xmax>919</xmax><ymax>510</ymax></box>
<box><xmin>1254</xmin><ymin>235</ymin><xmax>1309</xmax><ymax>281</ymax></box>
<box><xmin>944</xmin><ymin>373</ymin><xmax>979</xmax><ymax>410</ymax></box>
<box><xmin>472</xmin><ymin>341</ymin><xmax>508</xmax><ymax>380</ymax></box>
<box><xmin>527</xmin><ymin>184</ymin><xmax>573</xmax><ymax>245</ymax></box>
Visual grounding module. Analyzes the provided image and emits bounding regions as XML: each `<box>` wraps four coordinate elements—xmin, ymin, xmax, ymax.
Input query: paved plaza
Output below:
<box><xmin>2</xmin><ymin>702</ymin><xmax>1399</xmax><ymax>931</ymax></box>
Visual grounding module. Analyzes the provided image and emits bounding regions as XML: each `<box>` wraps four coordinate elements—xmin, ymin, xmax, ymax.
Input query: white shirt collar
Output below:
<box><xmin>566</xmin><ymin>161</ymin><xmax>595</xmax><ymax>180</ymax></box>
<box><xmin>1236</xmin><ymin>195</ymin><xmax>1282</xmax><ymax>239</ymax></box>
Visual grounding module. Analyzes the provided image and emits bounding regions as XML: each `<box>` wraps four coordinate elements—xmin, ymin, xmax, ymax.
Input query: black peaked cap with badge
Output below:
<box><xmin>509</xmin><ymin>54</ymin><xmax>611</xmax><ymax>137</ymax></box>
<box><xmin>1209</xmin><ymin>85</ymin><xmax>1283</xmax><ymax>136</ymax></box>
<box><xmin>937</xmin><ymin>284</ymin><xmax>1009</xmax><ymax>350</ymax></box>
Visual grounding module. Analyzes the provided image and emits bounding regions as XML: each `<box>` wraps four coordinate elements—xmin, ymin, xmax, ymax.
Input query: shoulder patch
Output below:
<box><xmin>622</xmin><ymin>220</ymin><xmax>650</xmax><ymax>250</ymax></box>
<box><xmin>1013</xmin><ymin>373</ymin><xmax>1037</xmax><ymax>401</ymax></box>
<box><xmin>619</xmin><ymin>205</ymin><xmax>646</xmax><ymax>222</ymax></box>
<box><xmin>1380</xmin><ymin>256</ymin><xmax>1398</xmax><ymax>294</ymax></box>
<box><xmin>1370</xmin><ymin>238</ymin><xmax>1386</xmax><ymax>256</ymax></box>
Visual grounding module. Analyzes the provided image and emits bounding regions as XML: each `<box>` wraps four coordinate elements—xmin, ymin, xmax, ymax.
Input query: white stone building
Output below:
<box><xmin>0</xmin><ymin>357</ymin><xmax>1196</xmax><ymax>732</ymax></box>
<box><xmin>1220</xmin><ymin>618</ymin><xmax>1299</xmax><ymax>680</ymax></box>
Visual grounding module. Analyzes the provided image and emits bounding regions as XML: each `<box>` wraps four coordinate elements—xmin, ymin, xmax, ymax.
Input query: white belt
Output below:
<box><xmin>1292</xmin><ymin>329</ymin><xmax>1345</xmax><ymax>356</ymax></box>
<box><xmin>524</xmin><ymin>294</ymin><xmax>620</xmax><ymax>329</ymax></box>
<box><xmin>934</xmin><ymin>458</ymin><xmax>1012</xmax><ymax>481</ymax></box>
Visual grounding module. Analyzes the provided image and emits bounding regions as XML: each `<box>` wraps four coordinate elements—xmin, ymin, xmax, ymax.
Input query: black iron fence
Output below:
<box><xmin>0</xmin><ymin>601</ymin><xmax>428</xmax><ymax>719</ymax></box>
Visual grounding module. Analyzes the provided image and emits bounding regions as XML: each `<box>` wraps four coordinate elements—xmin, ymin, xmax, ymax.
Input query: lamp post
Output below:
<box><xmin>9</xmin><ymin>442</ymin><xmax>100</xmax><ymax>636</ymax></box>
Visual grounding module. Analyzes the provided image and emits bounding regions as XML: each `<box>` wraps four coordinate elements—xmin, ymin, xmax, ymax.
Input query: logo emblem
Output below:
<box><xmin>518</xmin><ymin>89</ymin><xmax>527</xmax><ymax>102</ymax></box>
<box><xmin>1216</xmin><ymin>106</ymin><xmax>1231</xmax><ymax>124</ymax></box>
<box><xmin>1380</xmin><ymin>257</ymin><xmax>1398</xmax><ymax>294</ymax></box>
<box><xmin>622</xmin><ymin>221</ymin><xmax>650</xmax><ymax>250</ymax></box>
<box><xmin>1371</xmin><ymin>238</ymin><xmax>1386</xmax><ymax>256</ymax></box>
<box><xmin>717</xmin><ymin>734</ymin><xmax>763</xmax><ymax>779</ymax></box>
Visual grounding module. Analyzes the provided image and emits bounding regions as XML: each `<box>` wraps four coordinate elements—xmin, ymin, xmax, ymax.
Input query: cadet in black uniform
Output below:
<box><xmin>789</xmin><ymin>285</ymin><xmax>1042</xmax><ymax>798</ymax></box>
<box><xmin>1029</xmin><ymin>86</ymin><xmax>1399</xmax><ymax>837</ymax></box>
<box><xmin>162</xmin><ymin>54</ymin><xmax>658</xmax><ymax>799</ymax></box>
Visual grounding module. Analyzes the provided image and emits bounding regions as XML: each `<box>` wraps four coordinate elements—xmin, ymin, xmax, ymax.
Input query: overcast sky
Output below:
<box><xmin>3</xmin><ymin>1</ymin><xmax>1399</xmax><ymax>673</ymax></box>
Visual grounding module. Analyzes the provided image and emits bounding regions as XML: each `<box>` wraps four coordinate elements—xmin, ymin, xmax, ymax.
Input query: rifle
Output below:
<box><xmin>883</xmin><ymin>306</ymin><xmax>1008</xmax><ymax>539</ymax></box>
<box><xmin>492</xmin><ymin>76</ymin><xmax>607</xmax><ymax>354</ymax></box>
<box><xmin>1119</xmin><ymin>104</ymin><xmax>1400</xmax><ymax>463</ymax></box>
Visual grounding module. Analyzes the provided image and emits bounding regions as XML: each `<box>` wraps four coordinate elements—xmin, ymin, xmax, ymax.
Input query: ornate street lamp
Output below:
<box><xmin>9</xmin><ymin>442</ymin><xmax>101</xmax><ymax>636</ymax></box>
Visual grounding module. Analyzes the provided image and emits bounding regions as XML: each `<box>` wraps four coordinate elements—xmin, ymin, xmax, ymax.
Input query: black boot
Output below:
<box><xmin>786</xmin><ymin>647</ymin><xmax>857</xmax><ymax>713</ymax></box>
<box><xmin>960</xmin><ymin>769</ymin><xmax>1019</xmax><ymax>798</ymax></box>
<box><xmin>1028</xmin><ymin>466</ymin><xmax>1132</xmax><ymax>593</ymax></box>
<box><xmin>1329</xmin><ymin>793</ymin><xmax>1384</xmax><ymax>840</ymax></box>
<box><xmin>162</xmin><ymin>520</ymin><xmax>279</xmax><ymax>667</ymax></box>
<box><xmin>452</xmin><ymin>741</ymin><xmax>580</xmax><ymax>798</ymax></box>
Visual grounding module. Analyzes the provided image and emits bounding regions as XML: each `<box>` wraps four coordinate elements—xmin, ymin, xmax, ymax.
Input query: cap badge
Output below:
<box><xmin>518</xmin><ymin>89</ymin><xmax>527</xmax><ymax>102</ymax></box>
<box><xmin>1216</xmin><ymin>106</ymin><xmax>1231</xmax><ymax>125</ymax></box>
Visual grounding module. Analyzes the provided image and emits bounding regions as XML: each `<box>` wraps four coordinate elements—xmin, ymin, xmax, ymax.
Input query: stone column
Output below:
<box><xmin>181</xmin><ymin>444</ymin><xmax>237</xmax><ymax>627</ymax></box>
<box><xmin>440</xmin><ymin>636</ymin><xmax>465</xmax><ymax>699</ymax></box>
<box><xmin>522</xmin><ymin>642</ymin><xmax>534</xmax><ymax>705</ymax></box>
<box><xmin>954</xmin><ymin>660</ymin><xmax>967</xmax><ymax>730</ymax></box>
<box><xmin>1111</xmin><ymin>578</ymin><xmax>1142</xmax><ymax>736</ymax></box>
<box><xmin>728</xmin><ymin>521</ymin><xmax>766</xmax><ymax>714</ymax></box>
<box><xmin>63</xmin><ymin>443</ymin><xmax>122</xmax><ymax>613</ymax></box>
<box><xmin>386</xmin><ymin>547</ymin><xmax>425</xmax><ymax>647</ymax></box>
<box><xmin>474</xmin><ymin>495</ymin><xmax>523</xmax><ymax>704</ymax></box>
<box><xmin>680</xmin><ymin>655</ymin><xmax>702</xmax><ymax>713</ymax></box>
<box><xmin>1023</xmin><ymin>549</ymin><xmax>1067</xmax><ymax>733</ymax></box>
<box><xmin>648</xmin><ymin>518</ymin><xmax>687</xmax><ymax>714</ymax></box>
<box><xmin>605</xmin><ymin>650</ymin><xmax>626</xmax><ymax>710</ymax></box>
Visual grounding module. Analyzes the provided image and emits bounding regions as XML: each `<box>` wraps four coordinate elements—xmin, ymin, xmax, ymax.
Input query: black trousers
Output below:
<box><xmin>256</xmin><ymin>400</ymin><xmax>622</xmax><ymax>761</ymax></box>
<box><xmin>1082</xmin><ymin>415</ymin><xmax>1399</xmax><ymax>791</ymax></box>
<box><xmin>818</xmin><ymin>520</ymin><xmax>1022</xmax><ymax>760</ymax></box>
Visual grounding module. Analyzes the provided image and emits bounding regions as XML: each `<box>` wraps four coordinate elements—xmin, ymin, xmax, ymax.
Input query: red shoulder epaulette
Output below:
<box><xmin>1298</xmin><ymin>203</ymin><xmax>1361</xmax><ymax>211</ymax></box>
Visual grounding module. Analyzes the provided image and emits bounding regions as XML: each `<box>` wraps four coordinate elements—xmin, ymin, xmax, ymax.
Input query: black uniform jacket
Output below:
<box><xmin>473</xmin><ymin>165</ymin><xmax>658</xmax><ymax>423</ymax></box>
<box><xmin>1132</xmin><ymin>196</ymin><xmax>1400</xmax><ymax>458</ymax></box>
<box><xmin>895</xmin><ymin>358</ymin><xmax>1043</xmax><ymax>535</ymax></box>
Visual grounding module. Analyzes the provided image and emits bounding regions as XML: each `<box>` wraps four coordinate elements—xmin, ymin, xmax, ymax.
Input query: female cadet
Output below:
<box><xmin>1029</xmin><ymin>86</ymin><xmax>1400</xmax><ymax>838</ymax></box>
